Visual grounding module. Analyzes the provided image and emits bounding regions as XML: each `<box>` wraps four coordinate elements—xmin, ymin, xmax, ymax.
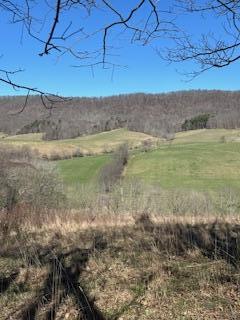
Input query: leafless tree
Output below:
<box><xmin>1</xmin><ymin>91</ymin><xmax>240</xmax><ymax>138</ymax></box>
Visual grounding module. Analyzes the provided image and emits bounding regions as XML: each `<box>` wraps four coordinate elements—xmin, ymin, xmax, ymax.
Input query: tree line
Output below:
<box><xmin>0</xmin><ymin>90</ymin><xmax>240</xmax><ymax>139</ymax></box>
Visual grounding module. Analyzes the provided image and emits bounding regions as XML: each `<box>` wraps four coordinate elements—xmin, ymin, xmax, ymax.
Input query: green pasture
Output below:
<box><xmin>2</xmin><ymin>128</ymin><xmax>240</xmax><ymax>192</ymax></box>
<box><xmin>57</xmin><ymin>154</ymin><xmax>111</xmax><ymax>185</ymax></box>
<box><xmin>125</xmin><ymin>142</ymin><xmax>240</xmax><ymax>191</ymax></box>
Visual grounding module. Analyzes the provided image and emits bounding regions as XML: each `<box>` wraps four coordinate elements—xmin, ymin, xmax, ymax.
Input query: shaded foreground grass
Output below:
<box><xmin>1</xmin><ymin>211</ymin><xmax>240</xmax><ymax>319</ymax></box>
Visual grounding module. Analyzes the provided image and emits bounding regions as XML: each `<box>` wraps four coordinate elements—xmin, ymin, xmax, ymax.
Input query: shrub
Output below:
<box><xmin>0</xmin><ymin>146</ymin><xmax>64</xmax><ymax>212</ymax></box>
<box><xmin>162</xmin><ymin>132</ymin><xmax>175</xmax><ymax>142</ymax></box>
<box><xmin>99</xmin><ymin>143</ymin><xmax>129</xmax><ymax>192</ymax></box>
<box><xmin>49</xmin><ymin>151</ymin><xmax>62</xmax><ymax>161</ymax></box>
<box><xmin>182</xmin><ymin>114</ymin><xmax>210</xmax><ymax>131</ymax></box>
<box><xmin>142</xmin><ymin>139</ymin><xmax>154</xmax><ymax>152</ymax></box>
<box><xmin>220</xmin><ymin>135</ymin><xmax>227</xmax><ymax>143</ymax></box>
<box><xmin>72</xmin><ymin>148</ymin><xmax>84</xmax><ymax>158</ymax></box>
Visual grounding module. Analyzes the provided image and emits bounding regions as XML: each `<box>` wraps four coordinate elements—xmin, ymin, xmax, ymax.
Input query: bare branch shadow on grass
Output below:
<box><xmin>18</xmin><ymin>234</ymin><xmax>107</xmax><ymax>320</ymax></box>
<box><xmin>2</xmin><ymin>217</ymin><xmax>240</xmax><ymax>320</ymax></box>
<box><xmin>136</xmin><ymin>214</ymin><xmax>240</xmax><ymax>267</ymax></box>
<box><xmin>0</xmin><ymin>271</ymin><xmax>19</xmax><ymax>294</ymax></box>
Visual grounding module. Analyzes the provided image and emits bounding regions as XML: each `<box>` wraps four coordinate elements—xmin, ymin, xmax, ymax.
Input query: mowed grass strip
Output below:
<box><xmin>125</xmin><ymin>142</ymin><xmax>240</xmax><ymax>191</ymax></box>
<box><xmin>57</xmin><ymin>154</ymin><xmax>111</xmax><ymax>185</ymax></box>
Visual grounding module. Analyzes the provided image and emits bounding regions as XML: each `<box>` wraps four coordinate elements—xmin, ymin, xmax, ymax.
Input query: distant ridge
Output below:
<box><xmin>0</xmin><ymin>90</ymin><xmax>240</xmax><ymax>140</ymax></box>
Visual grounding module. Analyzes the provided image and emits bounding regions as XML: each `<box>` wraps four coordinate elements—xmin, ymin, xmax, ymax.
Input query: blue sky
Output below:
<box><xmin>0</xmin><ymin>1</ymin><xmax>239</xmax><ymax>97</ymax></box>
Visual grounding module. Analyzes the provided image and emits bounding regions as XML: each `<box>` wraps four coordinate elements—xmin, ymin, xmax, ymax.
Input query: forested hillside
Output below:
<box><xmin>1</xmin><ymin>90</ymin><xmax>240</xmax><ymax>140</ymax></box>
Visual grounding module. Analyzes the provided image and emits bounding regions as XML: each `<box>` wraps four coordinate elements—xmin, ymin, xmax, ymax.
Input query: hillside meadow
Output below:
<box><xmin>0</xmin><ymin>128</ymin><xmax>157</xmax><ymax>158</ymax></box>
<box><xmin>1</xmin><ymin>128</ymin><xmax>240</xmax><ymax>192</ymax></box>
<box><xmin>125</xmin><ymin>142</ymin><xmax>240</xmax><ymax>191</ymax></box>
<box><xmin>2</xmin><ymin>128</ymin><xmax>240</xmax><ymax>191</ymax></box>
<box><xmin>58</xmin><ymin>154</ymin><xmax>112</xmax><ymax>185</ymax></box>
<box><xmin>1</xmin><ymin>128</ymin><xmax>240</xmax><ymax>319</ymax></box>
<box><xmin>54</xmin><ymin>128</ymin><xmax>240</xmax><ymax>192</ymax></box>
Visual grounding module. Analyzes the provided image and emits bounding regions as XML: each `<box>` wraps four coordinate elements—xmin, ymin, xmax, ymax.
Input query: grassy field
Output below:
<box><xmin>2</xmin><ymin>128</ymin><xmax>240</xmax><ymax>192</ymax></box>
<box><xmin>56</xmin><ymin>129</ymin><xmax>240</xmax><ymax>192</ymax></box>
<box><xmin>126</xmin><ymin>142</ymin><xmax>240</xmax><ymax>191</ymax></box>
<box><xmin>0</xmin><ymin>132</ymin><xmax>7</xmax><ymax>139</ymax></box>
<box><xmin>0</xmin><ymin>129</ymin><xmax>157</xmax><ymax>157</ymax></box>
<box><xmin>123</xmin><ymin>129</ymin><xmax>240</xmax><ymax>192</ymax></box>
<box><xmin>173</xmin><ymin>128</ymin><xmax>240</xmax><ymax>144</ymax></box>
<box><xmin>58</xmin><ymin>154</ymin><xmax>111</xmax><ymax>185</ymax></box>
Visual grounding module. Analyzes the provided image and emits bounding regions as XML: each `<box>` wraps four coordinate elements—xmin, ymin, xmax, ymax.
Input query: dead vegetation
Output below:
<box><xmin>99</xmin><ymin>144</ymin><xmax>129</xmax><ymax>192</ymax></box>
<box><xmin>1</xmin><ymin>209</ymin><xmax>240</xmax><ymax>320</ymax></box>
<box><xmin>0</xmin><ymin>145</ymin><xmax>64</xmax><ymax>232</ymax></box>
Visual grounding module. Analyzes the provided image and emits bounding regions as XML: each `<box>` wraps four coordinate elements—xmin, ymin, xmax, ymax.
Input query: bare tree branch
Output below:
<box><xmin>0</xmin><ymin>68</ymin><xmax>67</xmax><ymax>112</ymax></box>
<box><xmin>164</xmin><ymin>0</ymin><xmax>240</xmax><ymax>77</ymax></box>
<box><xmin>39</xmin><ymin>0</ymin><xmax>62</xmax><ymax>56</ymax></box>
<box><xmin>1</xmin><ymin>0</ymin><xmax>239</xmax><ymax>96</ymax></box>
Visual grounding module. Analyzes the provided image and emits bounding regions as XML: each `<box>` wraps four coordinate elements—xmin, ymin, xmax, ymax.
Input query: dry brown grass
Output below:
<box><xmin>1</xmin><ymin>208</ymin><xmax>240</xmax><ymax>319</ymax></box>
<box><xmin>1</xmin><ymin>129</ymin><xmax>159</xmax><ymax>159</ymax></box>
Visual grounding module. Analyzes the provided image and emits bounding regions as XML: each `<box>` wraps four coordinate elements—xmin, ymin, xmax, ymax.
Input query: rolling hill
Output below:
<box><xmin>54</xmin><ymin>128</ymin><xmax>240</xmax><ymax>193</ymax></box>
<box><xmin>0</xmin><ymin>128</ymin><xmax>157</xmax><ymax>158</ymax></box>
